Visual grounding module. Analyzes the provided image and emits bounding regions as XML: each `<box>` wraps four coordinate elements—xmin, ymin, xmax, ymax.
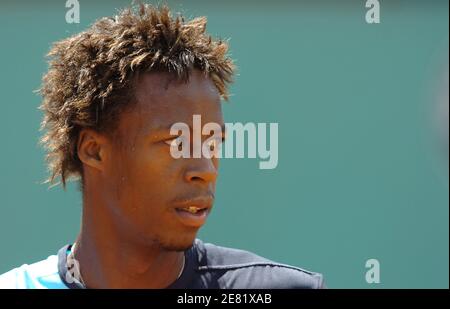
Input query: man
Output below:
<box><xmin>0</xmin><ymin>4</ymin><xmax>324</xmax><ymax>289</ymax></box>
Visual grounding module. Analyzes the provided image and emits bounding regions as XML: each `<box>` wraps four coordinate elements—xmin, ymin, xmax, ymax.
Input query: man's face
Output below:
<box><xmin>102</xmin><ymin>70</ymin><xmax>223</xmax><ymax>251</ymax></box>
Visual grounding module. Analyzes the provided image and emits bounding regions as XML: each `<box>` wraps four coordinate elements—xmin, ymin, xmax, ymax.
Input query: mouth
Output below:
<box><xmin>173</xmin><ymin>197</ymin><xmax>213</xmax><ymax>228</ymax></box>
<box><xmin>176</xmin><ymin>206</ymin><xmax>209</xmax><ymax>214</ymax></box>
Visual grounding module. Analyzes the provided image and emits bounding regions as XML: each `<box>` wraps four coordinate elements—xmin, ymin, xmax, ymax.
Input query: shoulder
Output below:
<box><xmin>193</xmin><ymin>239</ymin><xmax>325</xmax><ymax>289</ymax></box>
<box><xmin>0</xmin><ymin>255</ymin><xmax>65</xmax><ymax>289</ymax></box>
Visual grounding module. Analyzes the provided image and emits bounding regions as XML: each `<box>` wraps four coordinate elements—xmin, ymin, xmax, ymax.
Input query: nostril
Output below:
<box><xmin>185</xmin><ymin>169</ymin><xmax>218</xmax><ymax>183</ymax></box>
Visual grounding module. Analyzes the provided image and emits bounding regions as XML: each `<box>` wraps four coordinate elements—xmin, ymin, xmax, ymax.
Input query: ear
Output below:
<box><xmin>77</xmin><ymin>129</ymin><xmax>109</xmax><ymax>171</ymax></box>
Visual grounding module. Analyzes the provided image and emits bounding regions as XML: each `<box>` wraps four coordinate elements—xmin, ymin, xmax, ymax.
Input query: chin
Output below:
<box><xmin>153</xmin><ymin>230</ymin><xmax>198</xmax><ymax>252</ymax></box>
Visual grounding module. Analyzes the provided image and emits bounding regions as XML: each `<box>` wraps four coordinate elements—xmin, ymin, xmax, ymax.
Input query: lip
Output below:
<box><xmin>172</xmin><ymin>196</ymin><xmax>213</xmax><ymax>228</ymax></box>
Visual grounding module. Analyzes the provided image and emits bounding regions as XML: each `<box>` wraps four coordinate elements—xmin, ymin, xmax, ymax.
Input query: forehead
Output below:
<box><xmin>120</xmin><ymin>70</ymin><xmax>223</xmax><ymax>134</ymax></box>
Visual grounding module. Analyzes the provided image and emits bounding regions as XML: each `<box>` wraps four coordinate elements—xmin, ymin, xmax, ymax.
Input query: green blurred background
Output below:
<box><xmin>0</xmin><ymin>0</ymin><xmax>448</xmax><ymax>288</ymax></box>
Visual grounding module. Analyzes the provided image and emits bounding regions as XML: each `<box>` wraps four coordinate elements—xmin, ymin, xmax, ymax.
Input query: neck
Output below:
<box><xmin>72</xmin><ymin>187</ymin><xmax>184</xmax><ymax>288</ymax></box>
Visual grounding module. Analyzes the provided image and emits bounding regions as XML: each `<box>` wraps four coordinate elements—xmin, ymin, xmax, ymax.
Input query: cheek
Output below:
<box><xmin>117</xmin><ymin>151</ymin><xmax>184</xmax><ymax>230</ymax></box>
<box><xmin>114</xmin><ymin>146</ymin><xmax>181</xmax><ymax>204</ymax></box>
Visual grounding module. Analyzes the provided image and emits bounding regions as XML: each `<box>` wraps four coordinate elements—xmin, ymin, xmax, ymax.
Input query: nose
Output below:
<box><xmin>184</xmin><ymin>158</ymin><xmax>218</xmax><ymax>184</ymax></box>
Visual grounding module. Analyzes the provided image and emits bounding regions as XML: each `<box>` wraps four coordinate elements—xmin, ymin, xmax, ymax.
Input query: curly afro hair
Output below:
<box><xmin>39</xmin><ymin>4</ymin><xmax>235</xmax><ymax>187</ymax></box>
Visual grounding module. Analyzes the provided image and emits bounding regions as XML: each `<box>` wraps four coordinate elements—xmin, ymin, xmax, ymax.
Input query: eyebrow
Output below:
<box><xmin>148</xmin><ymin>124</ymin><xmax>226</xmax><ymax>137</ymax></box>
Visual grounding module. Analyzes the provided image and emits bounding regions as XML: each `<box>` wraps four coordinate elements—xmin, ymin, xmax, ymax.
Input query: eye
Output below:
<box><xmin>206</xmin><ymin>137</ymin><xmax>224</xmax><ymax>153</ymax></box>
<box><xmin>164</xmin><ymin>136</ymin><xmax>183</xmax><ymax>151</ymax></box>
<box><xmin>207</xmin><ymin>139</ymin><xmax>216</xmax><ymax>151</ymax></box>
